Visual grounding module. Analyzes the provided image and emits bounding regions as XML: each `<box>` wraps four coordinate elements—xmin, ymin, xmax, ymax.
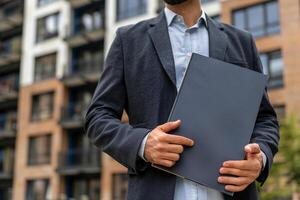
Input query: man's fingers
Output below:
<box><xmin>224</xmin><ymin>184</ymin><xmax>248</xmax><ymax>192</ymax></box>
<box><xmin>157</xmin><ymin>159</ymin><xmax>175</xmax><ymax>168</ymax></box>
<box><xmin>159</xmin><ymin>152</ymin><xmax>180</xmax><ymax>161</ymax></box>
<box><xmin>158</xmin><ymin>120</ymin><xmax>181</xmax><ymax>133</ymax></box>
<box><xmin>160</xmin><ymin>144</ymin><xmax>184</xmax><ymax>154</ymax></box>
<box><xmin>218</xmin><ymin>176</ymin><xmax>250</xmax><ymax>186</ymax></box>
<box><xmin>219</xmin><ymin>167</ymin><xmax>251</xmax><ymax>177</ymax></box>
<box><xmin>223</xmin><ymin>160</ymin><xmax>255</xmax><ymax>171</ymax></box>
<box><xmin>163</xmin><ymin>134</ymin><xmax>194</xmax><ymax>146</ymax></box>
<box><xmin>244</xmin><ymin>143</ymin><xmax>261</xmax><ymax>154</ymax></box>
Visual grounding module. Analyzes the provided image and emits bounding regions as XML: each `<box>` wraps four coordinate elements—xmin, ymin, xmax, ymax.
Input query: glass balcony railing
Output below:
<box><xmin>60</xmin><ymin>102</ymin><xmax>89</xmax><ymax>128</ymax></box>
<box><xmin>0</xmin><ymin>1</ymin><xmax>23</xmax><ymax>32</ymax></box>
<box><xmin>63</xmin><ymin>56</ymin><xmax>103</xmax><ymax>86</ymax></box>
<box><xmin>57</xmin><ymin>148</ymin><xmax>101</xmax><ymax>173</ymax></box>
<box><xmin>0</xmin><ymin>112</ymin><xmax>17</xmax><ymax>138</ymax></box>
<box><xmin>0</xmin><ymin>73</ymin><xmax>19</xmax><ymax>101</ymax></box>
<box><xmin>0</xmin><ymin>148</ymin><xmax>14</xmax><ymax>178</ymax></box>
<box><xmin>0</xmin><ymin>36</ymin><xmax>22</xmax><ymax>63</ymax></box>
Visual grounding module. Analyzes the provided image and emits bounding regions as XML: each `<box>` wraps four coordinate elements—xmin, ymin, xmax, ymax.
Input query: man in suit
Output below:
<box><xmin>84</xmin><ymin>0</ymin><xmax>280</xmax><ymax>199</ymax></box>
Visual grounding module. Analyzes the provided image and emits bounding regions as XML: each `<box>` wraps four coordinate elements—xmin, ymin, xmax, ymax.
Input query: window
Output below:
<box><xmin>0</xmin><ymin>35</ymin><xmax>22</xmax><ymax>57</ymax></box>
<box><xmin>31</xmin><ymin>92</ymin><xmax>54</xmax><ymax>122</ymax></box>
<box><xmin>274</xmin><ymin>105</ymin><xmax>285</xmax><ymax>123</ymax></box>
<box><xmin>0</xmin><ymin>147</ymin><xmax>14</xmax><ymax>174</ymax></box>
<box><xmin>28</xmin><ymin>134</ymin><xmax>51</xmax><ymax>165</ymax></box>
<box><xmin>26</xmin><ymin>179</ymin><xmax>51</xmax><ymax>200</ymax></box>
<box><xmin>73</xmin><ymin>2</ymin><xmax>104</xmax><ymax>34</ymax></box>
<box><xmin>113</xmin><ymin>173</ymin><xmax>128</xmax><ymax>200</ymax></box>
<box><xmin>34</xmin><ymin>53</ymin><xmax>56</xmax><ymax>81</ymax></box>
<box><xmin>36</xmin><ymin>13</ymin><xmax>59</xmax><ymax>43</ymax></box>
<box><xmin>260</xmin><ymin>50</ymin><xmax>284</xmax><ymax>89</ymax></box>
<box><xmin>72</xmin><ymin>42</ymin><xmax>103</xmax><ymax>75</ymax></box>
<box><xmin>0</xmin><ymin>111</ymin><xmax>17</xmax><ymax>134</ymax></box>
<box><xmin>37</xmin><ymin>0</ymin><xmax>57</xmax><ymax>7</ymax></box>
<box><xmin>116</xmin><ymin>0</ymin><xmax>147</xmax><ymax>21</ymax></box>
<box><xmin>232</xmin><ymin>0</ymin><xmax>280</xmax><ymax>38</ymax></box>
<box><xmin>65</xmin><ymin>176</ymin><xmax>100</xmax><ymax>200</ymax></box>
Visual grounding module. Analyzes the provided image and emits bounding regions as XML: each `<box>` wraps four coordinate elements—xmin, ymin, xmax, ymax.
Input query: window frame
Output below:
<box><xmin>232</xmin><ymin>0</ymin><xmax>280</xmax><ymax>38</ymax></box>
<box><xmin>260</xmin><ymin>50</ymin><xmax>284</xmax><ymax>89</ymax></box>
<box><xmin>36</xmin><ymin>12</ymin><xmax>60</xmax><ymax>43</ymax></box>
<box><xmin>27</xmin><ymin>134</ymin><xmax>52</xmax><ymax>166</ymax></box>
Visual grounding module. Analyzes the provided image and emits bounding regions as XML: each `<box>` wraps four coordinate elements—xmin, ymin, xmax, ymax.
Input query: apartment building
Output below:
<box><xmin>4</xmin><ymin>0</ymin><xmax>298</xmax><ymax>199</ymax></box>
<box><xmin>0</xmin><ymin>0</ymin><xmax>23</xmax><ymax>199</ymax></box>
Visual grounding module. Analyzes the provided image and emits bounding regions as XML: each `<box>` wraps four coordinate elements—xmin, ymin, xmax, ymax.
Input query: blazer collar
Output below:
<box><xmin>148</xmin><ymin>11</ymin><xmax>228</xmax><ymax>87</ymax></box>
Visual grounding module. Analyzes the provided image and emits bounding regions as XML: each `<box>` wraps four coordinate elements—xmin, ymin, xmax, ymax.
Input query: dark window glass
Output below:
<box><xmin>0</xmin><ymin>185</ymin><xmax>12</xmax><ymax>200</ymax></box>
<box><xmin>28</xmin><ymin>134</ymin><xmax>51</xmax><ymax>165</ymax></box>
<box><xmin>266</xmin><ymin>1</ymin><xmax>280</xmax><ymax>34</ymax></box>
<box><xmin>65</xmin><ymin>176</ymin><xmax>100</xmax><ymax>200</ymax></box>
<box><xmin>117</xmin><ymin>0</ymin><xmax>147</xmax><ymax>21</ymax></box>
<box><xmin>1</xmin><ymin>0</ymin><xmax>22</xmax><ymax>18</ymax></box>
<box><xmin>113</xmin><ymin>173</ymin><xmax>128</xmax><ymax>200</ymax></box>
<box><xmin>0</xmin><ymin>147</ymin><xmax>14</xmax><ymax>175</ymax></box>
<box><xmin>0</xmin><ymin>72</ymin><xmax>19</xmax><ymax>98</ymax></box>
<box><xmin>71</xmin><ymin>42</ymin><xmax>104</xmax><ymax>75</ymax></box>
<box><xmin>274</xmin><ymin>105</ymin><xmax>285</xmax><ymax>123</ymax></box>
<box><xmin>26</xmin><ymin>179</ymin><xmax>50</xmax><ymax>200</ymax></box>
<box><xmin>36</xmin><ymin>13</ymin><xmax>59</xmax><ymax>43</ymax></box>
<box><xmin>0</xmin><ymin>111</ymin><xmax>17</xmax><ymax>134</ymax></box>
<box><xmin>0</xmin><ymin>35</ymin><xmax>22</xmax><ymax>57</ymax></box>
<box><xmin>37</xmin><ymin>0</ymin><xmax>56</xmax><ymax>7</ymax></box>
<box><xmin>247</xmin><ymin>5</ymin><xmax>264</xmax><ymax>37</ymax></box>
<box><xmin>232</xmin><ymin>0</ymin><xmax>280</xmax><ymax>38</ymax></box>
<box><xmin>73</xmin><ymin>2</ymin><xmax>105</xmax><ymax>34</ymax></box>
<box><xmin>62</xmin><ymin>86</ymin><xmax>94</xmax><ymax>122</ymax></box>
<box><xmin>31</xmin><ymin>92</ymin><xmax>54</xmax><ymax>122</ymax></box>
<box><xmin>34</xmin><ymin>53</ymin><xmax>56</xmax><ymax>81</ymax></box>
<box><xmin>260</xmin><ymin>50</ymin><xmax>284</xmax><ymax>89</ymax></box>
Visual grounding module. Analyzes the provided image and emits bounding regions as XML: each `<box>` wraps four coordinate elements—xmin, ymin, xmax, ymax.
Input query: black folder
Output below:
<box><xmin>153</xmin><ymin>53</ymin><xmax>268</xmax><ymax>196</ymax></box>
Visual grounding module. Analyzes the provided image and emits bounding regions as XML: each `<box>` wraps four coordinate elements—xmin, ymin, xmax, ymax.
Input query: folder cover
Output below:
<box><xmin>153</xmin><ymin>53</ymin><xmax>268</xmax><ymax>196</ymax></box>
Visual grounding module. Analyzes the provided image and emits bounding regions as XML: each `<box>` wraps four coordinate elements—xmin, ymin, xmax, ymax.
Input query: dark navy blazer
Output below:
<box><xmin>84</xmin><ymin>11</ymin><xmax>279</xmax><ymax>200</ymax></box>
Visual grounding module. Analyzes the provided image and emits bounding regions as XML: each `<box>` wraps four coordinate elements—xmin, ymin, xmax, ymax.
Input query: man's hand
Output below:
<box><xmin>218</xmin><ymin>143</ymin><xmax>263</xmax><ymax>192</ymax></box>
<box><xmin>144</xmin><ymin>120</ymin><xmax>194</xmax><ymax>167</ymax></box>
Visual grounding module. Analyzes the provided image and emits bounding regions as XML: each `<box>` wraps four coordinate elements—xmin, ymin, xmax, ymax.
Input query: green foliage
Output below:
<box><xmin>259</xmin><ymin>114</ymin><xmax>300</xmax><ymax>199</ymax></box>
<box><xmin>279</xmin><ymin>115</ymin><xmax>300</xmax><ymax>188</ymax></box>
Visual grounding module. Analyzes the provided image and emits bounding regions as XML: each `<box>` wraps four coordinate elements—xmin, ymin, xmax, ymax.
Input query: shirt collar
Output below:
<box><xmin>164</xmin><ymin>7</ymin><xmax>208</xmax><ymax>28</ymax></box>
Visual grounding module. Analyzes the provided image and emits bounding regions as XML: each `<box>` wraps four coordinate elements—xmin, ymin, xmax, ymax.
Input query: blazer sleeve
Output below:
<box><xmin>248</xmin><ymin>35</ymin><xmax>280</xmax><ymax>184</ymax></box>
<box><xmin>84</xmin><ymin>29</ymin><xmax>151</xmax><ymax>174</ymax></box>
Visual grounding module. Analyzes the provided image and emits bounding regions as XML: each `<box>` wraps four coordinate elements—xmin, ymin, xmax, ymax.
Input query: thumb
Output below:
<box><xmin>159</xmin><ymin>120</ymin><xmax>181</xmax><ymax>133</ymax></box>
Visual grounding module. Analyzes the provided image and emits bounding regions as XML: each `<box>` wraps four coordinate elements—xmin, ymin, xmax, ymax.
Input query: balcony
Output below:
<box><xmin>65</xmin><ymin>3</ymin><xmax>105</xmax><ymax>47</ymax></box>
<box><xmin>0</xmin><ymin>148</ymin><xmax>14</xmax><ymax>180</ymax></box>
<box><xmin>67</xmin><ymin>0</ymin><xmax>102</xmax><ymax>8</ymax></box>
<box><xmin>0</xmin><ymin>73</ymin><xmax>19</xmax><ymax>103</ymax></box>
<box><xmin>0</xmin><ymin>1</ymin><xmax>23</xmax><ymax>32</ymax></box>
<box><xmin>0</xmin><ymin>36</ymin><xmax>21</xmax><ymax>67</ymax></box>
<box><xmin>0</xmin><ymin>112</ymin><xmax>17</xmax><ymax>141</ymax></box>
<box><xmin>57</xmin><ymin>149</ymin><xmax>101</xmax><ymax>175</ymax></box>
<box><xmin>60</xmin><ymin>102</ymin><xmax>88</xmax><ymax>129</ymax></box>
<box><xmin>62</xmin><ymin>57</ymin><xmax>103</xmax><ymax>87</ymax></box>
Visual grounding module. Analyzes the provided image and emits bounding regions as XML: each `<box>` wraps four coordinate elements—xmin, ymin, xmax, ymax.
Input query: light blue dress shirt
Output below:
<box><xmin>138</xmin><ymin>7</ymin><xmax>266</xmax><ymax>200</ymax></box>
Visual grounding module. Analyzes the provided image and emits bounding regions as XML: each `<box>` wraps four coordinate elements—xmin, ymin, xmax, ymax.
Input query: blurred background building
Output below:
<box><xmin>0</xmin><ymin>0</ymin><xmax>299</xmax><ymax>199</ymax></box>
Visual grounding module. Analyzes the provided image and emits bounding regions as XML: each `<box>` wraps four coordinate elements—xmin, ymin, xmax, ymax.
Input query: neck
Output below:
<box><xmin>166</xmin><ymin>0</ymin><xmax>202</xmax><ymax>27</ymax></box>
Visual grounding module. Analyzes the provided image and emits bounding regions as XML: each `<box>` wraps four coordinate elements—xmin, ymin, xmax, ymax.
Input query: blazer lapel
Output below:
<box><xmin>207</xmin><ymin>16</ymin><xmax>228</xmax><ymax>61</ymax></box>
<box><xmin>148</xmin><ymin>11</ymin><xmax>177</xmax><ymax>87</ymax></box>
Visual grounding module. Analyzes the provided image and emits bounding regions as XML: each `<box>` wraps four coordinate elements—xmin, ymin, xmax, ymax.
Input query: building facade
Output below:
<box><xmin>0</xmin><ymin>0</ymin><xmax>23</xmax><ymax>199</ymax></box>
<box><xmin>0</xmin><ymin>0</ymin><xmax>297</xmax><ymax>199</ymax></box>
